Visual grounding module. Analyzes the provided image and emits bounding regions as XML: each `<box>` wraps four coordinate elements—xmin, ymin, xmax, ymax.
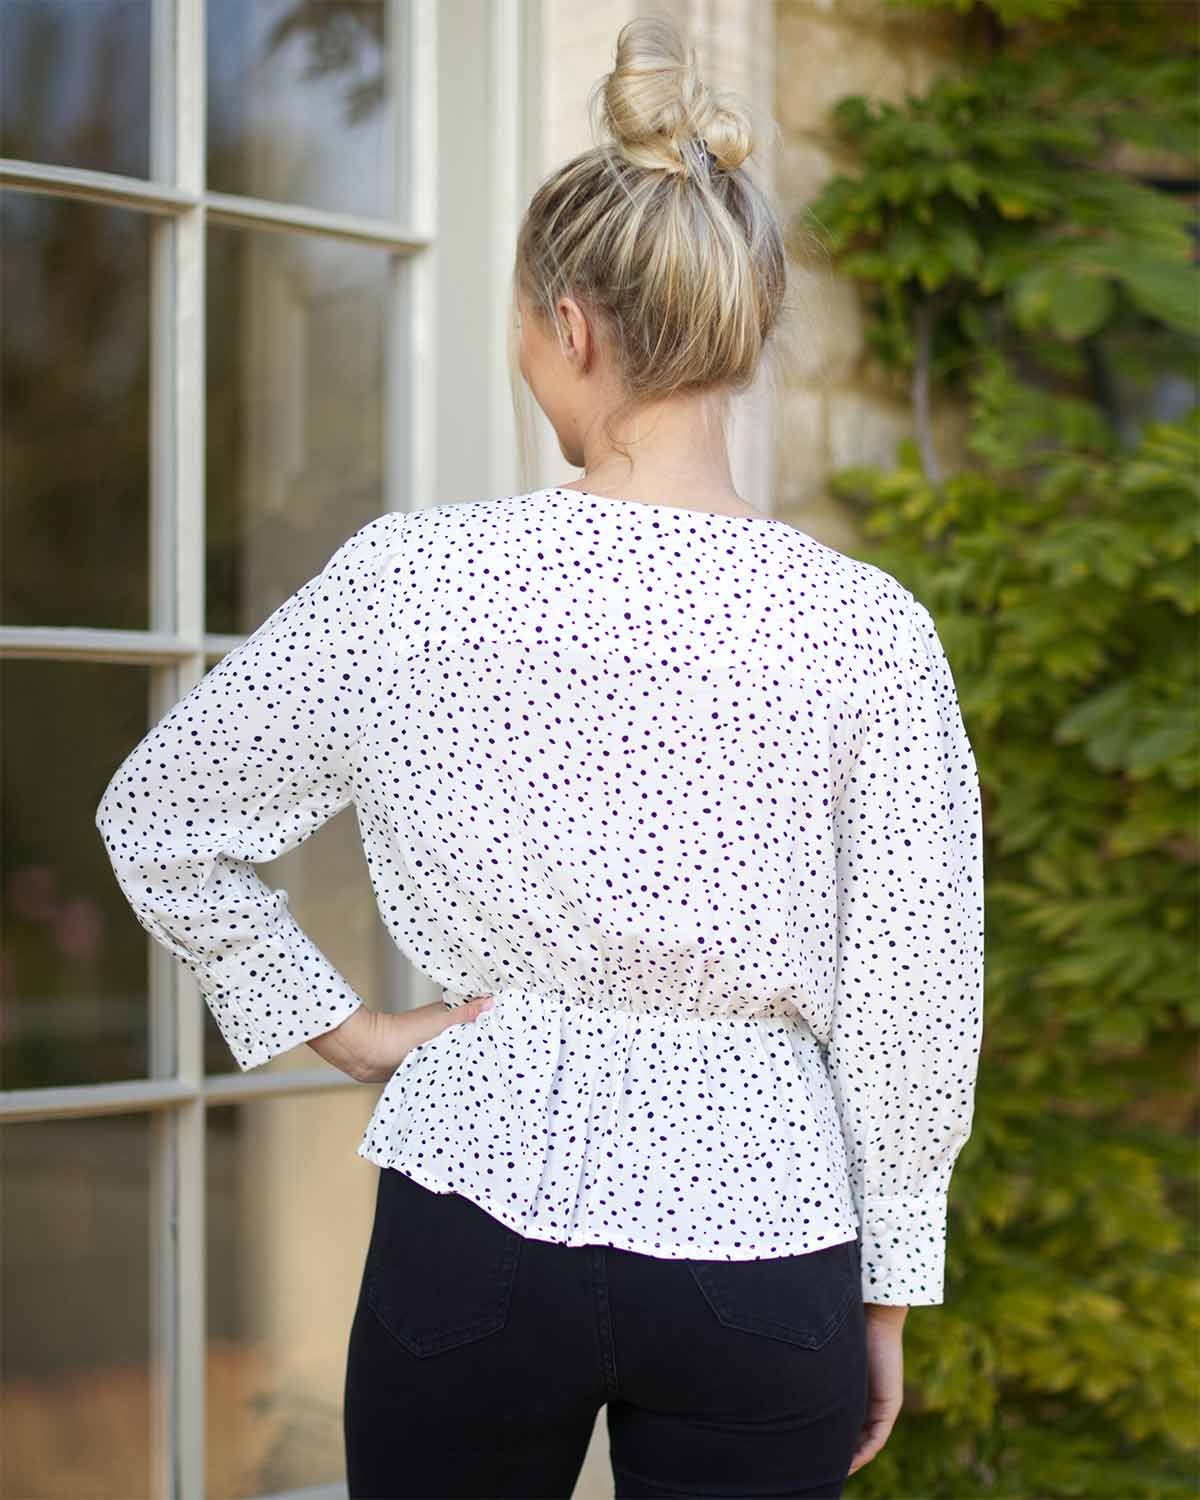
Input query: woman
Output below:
<box><xmin>96</xmin><ymin>16</ymin><xmax>984</xmax><ymax>1499</ymax></box>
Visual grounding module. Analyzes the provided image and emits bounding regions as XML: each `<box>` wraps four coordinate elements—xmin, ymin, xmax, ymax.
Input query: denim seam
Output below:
<box><xmin>590</xmin><ymin>1246</ymin><xmax>621</xmax><ymax>1397</ymax></box>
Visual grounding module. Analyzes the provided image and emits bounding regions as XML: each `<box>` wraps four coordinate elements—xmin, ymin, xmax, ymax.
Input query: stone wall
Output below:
<box><xmin>774</xmin><ymin>0</ymin><xmax>967</xmax><ymax>548</ymax></box>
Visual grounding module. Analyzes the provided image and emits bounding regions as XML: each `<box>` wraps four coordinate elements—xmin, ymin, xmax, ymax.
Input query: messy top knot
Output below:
<box><xmin>599</xmin><ymin>13</ymin><xmax>755</xmax><ymax>180</ymax></box>
<box><xmin>510</xmin><ymin>14</ymin><xmax>787</xmax><ymax>480</ymax></box>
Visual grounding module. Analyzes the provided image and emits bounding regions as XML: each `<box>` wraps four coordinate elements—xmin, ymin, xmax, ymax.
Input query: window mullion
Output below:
<box><xmin>488</xmin><ymin>0</ymin><xmax>522</xmax><ymax>492</ymax></box>
<box><xmin>151</xmin><ymin>1</ymin><xmax>206</xmax><ymax>1497</ymax></box>
<box><xmin>379</xmin><ymin>0</ymin><xmax>438</xmax><ymax>1019</ymax></box>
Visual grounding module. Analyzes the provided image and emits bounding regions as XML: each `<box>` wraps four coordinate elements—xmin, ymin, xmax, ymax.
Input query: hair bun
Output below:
<box><xmin>595</xmin><ymin>15</ymin><xmax>754</xmax><ymax>178</ymax></box>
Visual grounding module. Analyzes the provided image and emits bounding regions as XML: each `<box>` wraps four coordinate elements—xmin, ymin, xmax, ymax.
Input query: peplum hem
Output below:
<box><xmin>355</xmin><ymin>985</ymin><xmax>861</xmax><ymax>1260</ymax></box>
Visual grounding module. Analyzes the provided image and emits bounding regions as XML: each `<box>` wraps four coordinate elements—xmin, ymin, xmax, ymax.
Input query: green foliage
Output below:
<box><xmin>804</xmin><ymin>4</ymin><xmax>1198</xmax><ymax>395</ymax></box>
<box><xmin>803</xmin><ymin>2</ymin><xmax>1199</xmax><ymax>1494</ymax></box>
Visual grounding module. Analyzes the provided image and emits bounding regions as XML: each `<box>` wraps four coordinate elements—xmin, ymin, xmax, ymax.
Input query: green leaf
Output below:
<box><xmin>1122</xmin><ymin>260</ymin><xmax>1200</xmax><ymax>336</ymax></box>
<box><xmin>946</xmin><ymin>160</ymin><xmax>984</xmax><ymax>206</ymax></box>
<box><xmin>1047</xmin><ymin>273</ymin><xmax>1115</xmax><ymax>339</ymax></box>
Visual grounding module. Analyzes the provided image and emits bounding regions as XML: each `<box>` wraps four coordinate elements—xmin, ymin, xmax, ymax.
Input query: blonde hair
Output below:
<box><xmin>509</xmin><ymin>14</ymin><xmax>789</xmax><ymax>490</ymax></box>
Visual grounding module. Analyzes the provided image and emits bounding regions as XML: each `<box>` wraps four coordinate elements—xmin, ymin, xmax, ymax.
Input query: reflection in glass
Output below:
<box><xmin>207</xmin><ymin>0</ymin><xmax>395</xmax><ymax>220</ymax></box>
<box><xmin>201</xmin><ymin>794</ymin><xmax>392</xmax><ymax>1076</ymax></box>
<box><xmin>207</xmin><ymin>1090</ymin><xmax>378</xmax><ymax>1496</ymax></box>
<box><xmin>2</xmin><ymin>660</ymin><xmax>154</xmax><ymax>1091</ymax></box>
<box><xmin>0</xmin><ymin>0</ymin><xmax>151</xmax><ymax>179</ymax></box>
<box><xmin>205</xmin><ymin>220</ymin><xmax>389</xmax><ymax>635</ymax></box>
<box><xmin>1</xmin><ymin>1115</ymin><xmax>155</xmax><ymax>1500</ymax></box>
<box><xmin>0</xmin><ymin>190</ymin><xmax>150</xmax><ymax>631</ymax></box>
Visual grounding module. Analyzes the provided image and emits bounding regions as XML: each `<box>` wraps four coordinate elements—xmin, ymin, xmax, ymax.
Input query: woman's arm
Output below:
<box><xmin>95</xmin><ymin>514</ymin><xmax>401</xmax><ymax>1072</ymax></box>
<box><xmin>825</xmin><ymin>592</ymin><xmax>986</xmax><ymax>1307</ymax></box>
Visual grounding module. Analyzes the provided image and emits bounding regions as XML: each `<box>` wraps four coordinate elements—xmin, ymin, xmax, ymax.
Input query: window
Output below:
<box><xmin>0</xmin><ymin>4</ymin><xmax>488</xmax><ymax>1495</ymax></box>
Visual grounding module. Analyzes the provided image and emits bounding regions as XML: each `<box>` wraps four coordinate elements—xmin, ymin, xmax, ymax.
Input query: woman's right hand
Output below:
<box><xmin>353</xmin><ymin>996</ymin><xmax>496</xmax><ymax>1083</ymax></box>
<box><xmin>847</xmin><ymin>1304</ymin><xmax>907</xmax><ymax>1476</ymax></box>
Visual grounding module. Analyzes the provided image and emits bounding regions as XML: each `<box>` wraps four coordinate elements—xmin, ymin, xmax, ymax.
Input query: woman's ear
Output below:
<box><xmin>557</xmin><ymin>296</ymin><xmax>595</xmax><ymax>377</ymax></box>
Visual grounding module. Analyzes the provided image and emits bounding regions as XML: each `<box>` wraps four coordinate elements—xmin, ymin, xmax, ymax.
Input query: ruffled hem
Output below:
<box><xmin>356</xmin><ymin>986</ymin><xmax>861</xmax><ymax>1259</ymax></box>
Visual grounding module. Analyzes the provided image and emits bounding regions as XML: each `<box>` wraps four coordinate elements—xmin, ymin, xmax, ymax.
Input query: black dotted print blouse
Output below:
<box><xmin>95</xmin><ymin>487</ymin><xmax>985</xmax><ymax>1305</ymax></box>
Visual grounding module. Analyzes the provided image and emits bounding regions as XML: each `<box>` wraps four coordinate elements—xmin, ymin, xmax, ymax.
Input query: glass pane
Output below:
<box><xmin>2</xmin><ymin>660</ymin><xmax>154</xmax><ymax>1090</ymax></box>
<box><xmin>207</xmin><ymin>1090</ymin><xmax>379</xmax><ymax>1496</ymax></box>
<box><xmin>0</xmin><ymin>1</ymin><xmax>151</xmax><ymax>179</ymax></box>
<box><xmin>0</xmin><ymin>191</ymin><xmax>150</xmax><ymax>631</ymax></box>
<box><xmin>202</xmin><ymin>797</ymin><xmax>392</xmax><ymax>1076</ymax></box>
<box><xmin>1</xmin><ymin>1115</ymin><xmax>155</xmax><ymax>1500</ymax></box>
<box><xmin>207</xmin><ymin>0</ymin><xmax>396</xmax><ymax>221</ymax></box>
<box><xmin>205</xmin><ymin>220</ymin><xmax>389</xmax><ymax>634</ymax></box>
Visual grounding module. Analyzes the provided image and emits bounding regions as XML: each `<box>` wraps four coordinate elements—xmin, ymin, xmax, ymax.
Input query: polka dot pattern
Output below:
<box><xmin>95</xmin><ymin>487</ymin><xmax>985</xmax><ymax>1305</ymax></box>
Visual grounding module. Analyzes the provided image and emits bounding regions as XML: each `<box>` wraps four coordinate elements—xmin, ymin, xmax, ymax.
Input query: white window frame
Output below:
<box><xmin>0</xmin><ymin>2</ymin><xmax>533</xmax><ymax>1495</ymax></box>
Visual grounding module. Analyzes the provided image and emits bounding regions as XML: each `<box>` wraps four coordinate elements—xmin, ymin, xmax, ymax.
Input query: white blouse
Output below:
<box><xmin>96</xmin><ymin>487</ymin><xmax>985</xmax><ymax>1306</ymax></box>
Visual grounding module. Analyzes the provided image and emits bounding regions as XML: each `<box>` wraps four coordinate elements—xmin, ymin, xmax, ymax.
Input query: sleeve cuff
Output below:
<box><xmin>858</xmin><ymin>1192</ymin><xmax>949</xmax><ymax>1306</ymax></box>
<box><xmin>200</xmin><ymin>904</ymin><xmax>367</xmax><ymax>1072</ymax></box>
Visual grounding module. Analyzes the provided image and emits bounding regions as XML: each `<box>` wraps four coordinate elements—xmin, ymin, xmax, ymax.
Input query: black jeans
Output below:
<box><xmin>344</xmin><ymin>1166</ymin><xmax>868</xmax><ymax>1499</ymax></box>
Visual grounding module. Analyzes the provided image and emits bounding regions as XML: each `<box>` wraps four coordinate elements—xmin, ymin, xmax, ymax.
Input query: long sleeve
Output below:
<box><xmin>95</xmin><ymin>513</ymin><xmax>399</xmax><ymax>1072</ymax></box>
<box><xmin>825</xmin><ymin>593</ymin><xmax>985</xmax><ymax>1305</ymax></box>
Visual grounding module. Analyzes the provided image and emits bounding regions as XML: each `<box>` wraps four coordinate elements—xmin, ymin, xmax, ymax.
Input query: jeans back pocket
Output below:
<box><xmin>364</xmin><ymin>1167</ymin><xmax>523</xmax><ymax>1358</ymax></box>
<box><xmin>686</xmin><ymin>1237</ymin><xmax>859</xmax><ymax>1351</ymax></box>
